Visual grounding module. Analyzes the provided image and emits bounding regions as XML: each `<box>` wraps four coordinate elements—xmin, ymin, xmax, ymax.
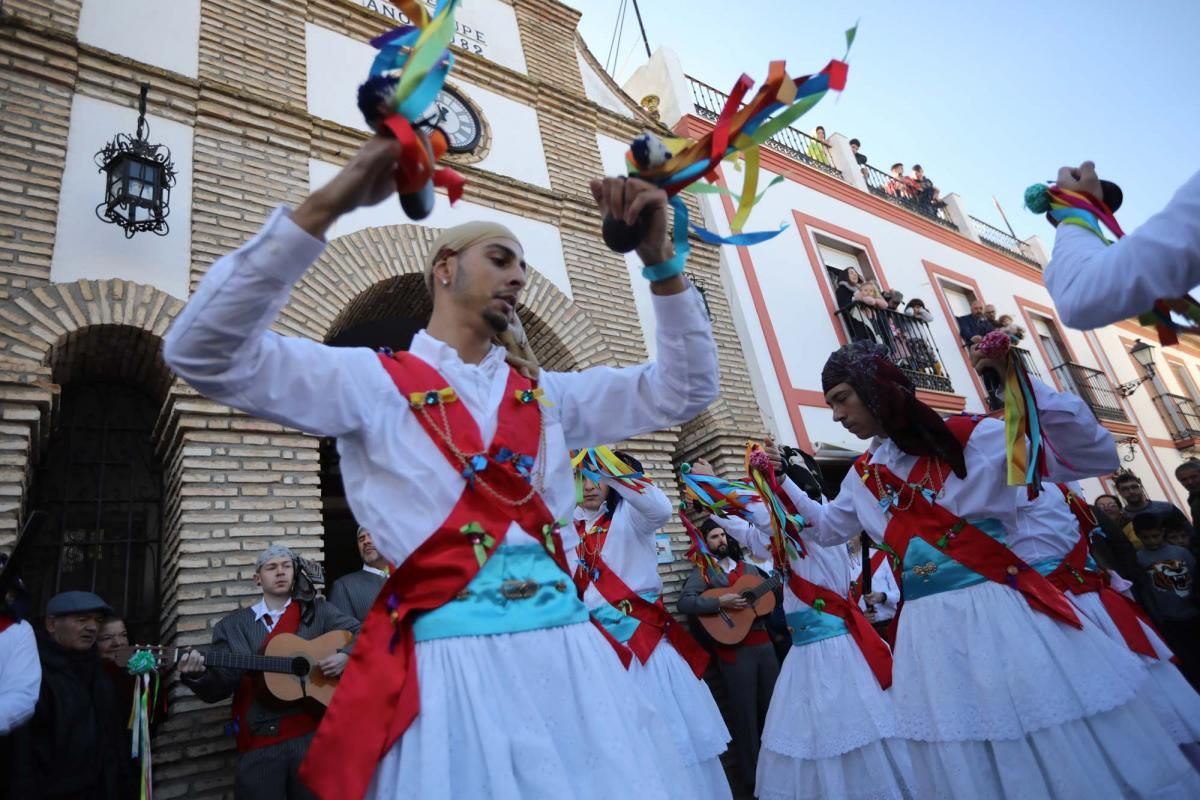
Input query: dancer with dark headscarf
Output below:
<box><xmin>779</xmin><ymin>340</ymin><xmax>1200</xmax><ymax>799</ymax></box>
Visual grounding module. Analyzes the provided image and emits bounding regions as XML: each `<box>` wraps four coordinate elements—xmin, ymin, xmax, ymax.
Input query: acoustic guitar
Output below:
<box><xmin>112</xmin><ymin>629</ymin><xmax>352</xmax><ymax>707</ymax></box>
<box><xmin>697</xmin><ymin>573</ymin><xmax>783</xmax><ymax>645</ymax></box>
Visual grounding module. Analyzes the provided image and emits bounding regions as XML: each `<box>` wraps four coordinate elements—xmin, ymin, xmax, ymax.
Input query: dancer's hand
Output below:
<box><xmin>1056</xmin><ymin>161</ymin><xmax>1103</xmax><ymax>202</ymax></box>
<box><xmin>589</xmin><ymin>177</ymin><xmax>679</xmax><ymax>287</ymax></box>
<box><xmin>689</xmin><ymin>458</ymin><xmax>716</xmax><ymax>477</ymax></box>
<box><xmin>295</xmin><ymin>136</ymin><xmax>406</xmax><ymax>238</ymax></box>
<box><xmin>764</xmin><ymin>437</ymin><xmax>784</xmax><ymax>476</ymax></box>
<box><xmin>968</xmin><ymin>342</ymin><xmax>1006</xmax><ymax>376</ymax></box>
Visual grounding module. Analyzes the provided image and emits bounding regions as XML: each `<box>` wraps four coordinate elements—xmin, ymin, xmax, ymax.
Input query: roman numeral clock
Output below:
<box><xmin>420</xmin><ymin>86</ymin><xmax>483</xmax><ymax>155</ymax></box>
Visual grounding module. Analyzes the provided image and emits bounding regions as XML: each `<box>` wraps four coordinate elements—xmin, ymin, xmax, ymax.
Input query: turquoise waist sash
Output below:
<box><xmin>786</xmin><ymin>608</ymin><xmax>848</xmax><ymax>647</ymax></box>
<box><xmin>412</xmin><ymin>544</ymin><xmax>589</xmax><ymax>642</ymax></box>
<box><xmin>591</xmin><ymin>590</ymin><xmax>659</xmax><ymax>644</ymax></box>
<box><xmin>901</xmin><ymin>518</ymin><xmax>1008</xmax><ymax>601</ymax></box>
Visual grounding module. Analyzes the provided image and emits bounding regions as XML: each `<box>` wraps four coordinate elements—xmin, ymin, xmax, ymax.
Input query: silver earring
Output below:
<box><xmin>441</xmin><ymin>279</ymin><xmax>449</xmax><ymax>287</ymax></box>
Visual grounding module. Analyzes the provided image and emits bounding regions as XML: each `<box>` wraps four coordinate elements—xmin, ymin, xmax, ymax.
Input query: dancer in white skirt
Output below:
<box><xmin>572</xmin><ymin>455</ymin><xmax>733</xmax><ymax>800</ymax></box>
<box><xmin>784</xmin><ymin>340</ymin><xmax>1200</xmax><ymax>799</ymax></box>
<box><xmin>1017</xmin><ymin>482</ymin><xmax>1200</xmax><ymax>762</ymax></box>
<box><xmin>717</xmin><ymin>487</ymin><xmax>913</xmax><ymax>800</ymax></box>
<box><xmin>163</xmin><ymin>135</ymin><xmax>720</xmax><ymax>800</ymax></box>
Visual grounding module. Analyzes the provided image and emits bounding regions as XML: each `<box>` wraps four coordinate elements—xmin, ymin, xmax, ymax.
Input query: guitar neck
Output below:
<box><xmin>200</xmin><ymin>649</ymin><xmax>298</xmax><ymax>675</ymax></box>
<box><xmin>745</xmin><ymin>573</ymin><xmax>782</xmax><ymax>602</ymax></box>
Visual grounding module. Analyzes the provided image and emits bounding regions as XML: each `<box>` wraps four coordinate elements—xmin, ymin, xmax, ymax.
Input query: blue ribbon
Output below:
<box><xmin>462</xmin><ymin>453</ymin><xmax>488</xmax><ymax>486</ymax></box>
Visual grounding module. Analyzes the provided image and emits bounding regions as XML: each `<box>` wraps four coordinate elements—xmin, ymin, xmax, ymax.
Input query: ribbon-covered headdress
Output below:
<box><xmin>820</xmin><ymin>341</ymin><xmax>967</xmax><ymax>478</ymax></box>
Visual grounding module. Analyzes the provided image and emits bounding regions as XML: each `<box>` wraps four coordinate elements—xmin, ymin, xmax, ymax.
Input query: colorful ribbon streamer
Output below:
<box><xmin>1025</xmin><ymin>181</ymin><xmax>1200</xmax><ymax>346</ymax></box>
<box><xmin>976</xmin><ymin>329</ymin><xmax>1049</xmax><ymax>496</ymax></box>
<box><xmin>572</xmin><ymin>446</ymin><xmax>651</xmax><ymax>500</ymax></box>
<box><xmin>127</xmin><ymin>649</ymin><xmax>160</xmax><ymax>800</ymax></box>
<box><xmin>679</xmin><ymin>504</ymin><xmax>723</xmax><ymax>585</ymax></box>
<box><xmin>364</xmin><ymin>0</ymin><xmax>466</xmax><ymax>206</ymax></box>
<box><xmin>744</xmin><ymin>442</ymin><xmax>807</xmax><ymax>570</ymax></box>
<box><xmin>679</xmin><ymin>466</ymin><xmax>758</xmax><ymax>519</ymax></box>
<box><xmin>619</xmin><ymin>25</ymin><xmax>855</xmax><ymax>263</ymax></box>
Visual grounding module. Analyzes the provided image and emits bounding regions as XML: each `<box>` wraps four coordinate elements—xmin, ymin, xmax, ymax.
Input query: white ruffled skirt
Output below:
<box><xmin>365</xmin><ymin>622</ymin><xmax>701</xmax><ymax>800</ymax></box>
<box><xmin>628</xmin><ymin>643</ymin><xmax>733</xmax><ymax>800</ymax></box>
<box><xmin>893</xmin><ymin>580</ymin><xmax>1200</xmax><ymax>799</ymax></box>
<box><xmin>756</xmin><ymin>634</ymin><xmax>913</xmax><ymax>800</ymax></box>
<box><xmin>1067</xmin><ymin>590</ymin><xmax>1200</xmax><ymax>744</ymax></box>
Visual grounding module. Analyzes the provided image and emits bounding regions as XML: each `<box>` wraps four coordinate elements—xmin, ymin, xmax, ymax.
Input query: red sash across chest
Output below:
<box><xmin>573</xmin><ymin>508</ymin><xmax>710</xmax><ymax>679</ymax></box>
<box><xmin>232</xmin><ymin>601</ymin><xmax>317</xmax><ymax>753</ymax></box>
<box><xmin>301</xmin><ymin>352</ymin><xmax>624</xmax><ymax>800</ymax></box>
<box><xmin>854</xmin><ymin>415</ymin><xmax>1080</xmax><ymax>630</ymax></box>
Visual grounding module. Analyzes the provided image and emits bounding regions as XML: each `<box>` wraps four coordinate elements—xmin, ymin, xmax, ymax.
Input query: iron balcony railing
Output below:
<box><xmin>687</xmin><ymin>76</ymin><xmax>842</xmax><ymax>178</ymax></box>
<box><xmin>863</xmin><ymin>164</ymin><xmax>958</xmax><ymax>230</ymax></box>
<box><xmin>1153</xmin><ymin>393</ymin><xmax>1200</xmax><ymax>442</ymax></box>
<box><xmin>835</xmin><ymin>304</ymin><xmax>954</xmax><ymax>394</ymax></box>
<box><xmin>1014</xmin><ymin>347</ymin><xmax>1042</xmax><ymax>380</ymax></box>
<box><xmin>969</xmin><ymin>216</ymin><xmax>1041</xmax><ymax>268</ymax></box>
<box><xmin>1050</xmin><ymin>362</ymin><xmax>1129</xmax><ymax>423</ymax></box>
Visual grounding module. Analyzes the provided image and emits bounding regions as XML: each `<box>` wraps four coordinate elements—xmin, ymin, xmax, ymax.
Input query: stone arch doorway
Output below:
<box><xmin>25</xmin><ymin>323</ymin><xmax>172</xmax><ymax>643</ymax></box>
<box><xmin>301</xmin><ymin>225</ymin><xmax>606</xmax><ymax>583</ymax></box>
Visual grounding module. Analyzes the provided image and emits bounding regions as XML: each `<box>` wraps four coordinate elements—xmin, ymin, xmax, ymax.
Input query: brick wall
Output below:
<box><xmin>0</xmin><ymin>1</ymin><xmax>772</xmax><ymax>795</ymax></box>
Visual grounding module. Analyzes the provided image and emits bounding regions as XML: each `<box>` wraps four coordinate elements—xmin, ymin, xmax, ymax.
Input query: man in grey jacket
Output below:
<box><xmin>328</xmin><ymin>527</ymin><xmax>389</xmax><ymax>623</ymax></box>
<box><xmin>178</xmin><ymin>544</ymin><xmax>359</xmax><ymax>799</ymax></box>
<box><xmin>677</xmin><ymin>520</ymin><xmax>780</xmax><ymax>795</ymax></box>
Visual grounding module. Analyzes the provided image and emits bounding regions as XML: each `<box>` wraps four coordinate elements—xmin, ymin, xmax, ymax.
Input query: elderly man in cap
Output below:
<box><xmin>164</xmin><ymin>135</ymin><xmax>718</xmax><ymax>798</ymax></box>
<box><xmin>6</xmin><ymin>590</ymin><xmax>128</xmax><ymax>799</ymax></box>
<box><xmin>179</xmin><ymin>544</ymin><xmax>359</xmax><ymax>800</ymax></box>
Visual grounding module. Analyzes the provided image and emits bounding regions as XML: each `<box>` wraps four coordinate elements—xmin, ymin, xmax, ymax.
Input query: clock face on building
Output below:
<box><xmin>420</xmin><ymin>88</ymin><xmax>482</xmax><ymax>154</ymax></box>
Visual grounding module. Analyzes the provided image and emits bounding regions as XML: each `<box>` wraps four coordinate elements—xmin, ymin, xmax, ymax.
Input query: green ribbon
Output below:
<box><xmin>126</xmin><ymin>649</ymin><xmax>158</xmax><ymax>676</ymax></box>
<box><xmin>460</xmin><ymin>522</ymin><xmax>494</xmax><ymax>567</ymax></box>
<box><xmin>542</xmin><ymin>523</ymin><xmax>558</xmax><ymax>554</ymax></box>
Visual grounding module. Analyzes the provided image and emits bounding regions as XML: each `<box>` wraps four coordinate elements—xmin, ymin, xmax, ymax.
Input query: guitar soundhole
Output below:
<box><xmin>740</xmin><ymin>591</ymin><xmax>756</xmax><ymax>604</ymax></box>
<box><xmin>289</xmin><ymin>656</ymin><xmax>310</xmax><ymax>677</ymax></box>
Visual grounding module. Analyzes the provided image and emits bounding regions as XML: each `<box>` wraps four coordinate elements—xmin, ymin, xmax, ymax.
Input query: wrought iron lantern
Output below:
<box><xmin>94</xmin><ymin>84</ymin><xmax>175</xmax><ymax>238</ymax></box>
<box><xmin>1117</xmin><ymin>339</ymin><xmax>1157</xmax><ymax>397</ymax></box>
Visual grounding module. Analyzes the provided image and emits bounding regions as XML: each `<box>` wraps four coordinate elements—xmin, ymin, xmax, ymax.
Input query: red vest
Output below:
<box><xmin>300</xmin><ymin>353</ymin><xmax>621</xmax><ymax>800</ymax></box>
<box><xmin>231</xmin><ymin>601</ymin><xmax>319</xmax><ymax>753</ymax></box>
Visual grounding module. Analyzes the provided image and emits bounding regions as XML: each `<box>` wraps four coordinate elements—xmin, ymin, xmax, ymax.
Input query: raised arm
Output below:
<box><xmin>1046</xmin><ymin>166</ymin><xmax>1200</xmax><ymax>330</ymax></box>
<box><xmin>163</xmin><ymin>138</ymin><xmax>406</xmax><ymax>438</ymax></box>
<box><xmin>780</xmin><ymin>473</ymin><xmax>864</xmax><ymax>547</ymax></box>
<box><xmin>540</xmin><ymin>177</ymin><xmax>718</xmax><ymax>447</ymax></box>
<box><xmin>608</xmin><ymin>479</ymin><xmax>672</xmax><ymax>533</ymax></box>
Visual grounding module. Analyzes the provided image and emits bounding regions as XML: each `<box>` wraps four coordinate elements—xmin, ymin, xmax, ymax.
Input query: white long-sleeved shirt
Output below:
<box><xmin>1046</xmin><ymin>169</ymin><xmax>1200</xmax><ymax>330</ymax></box>
<box><xmin>572</xmin><ymin>480</ymin><xmax>673</xmax><ymax>602</ymax></box>
<box><xmin>0</xmin><ymin>620</ymin><xmax>40</xmax><ymax>734</ymax></box>
<box><xmin>849</xmin><ymin>549</ymin><xmax>900</xmax><ymax>622</ymax></box>
<box><xmin>783</xmin><ymin>379</ymin><xmax>1119</xmax><ymax>551</ymax></box>
<box><xmin>163</xmin><ymin>208</ymin><xmax>719</xmax><ymax>568</ymax></box>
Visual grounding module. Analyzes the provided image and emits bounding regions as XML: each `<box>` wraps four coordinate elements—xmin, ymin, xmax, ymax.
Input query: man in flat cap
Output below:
<box><xmin>163</xmin><ymin>135</ymin><xmax>718</xmax><ymax>798</ymax></box>
<box><xmin>178</xmin><ymin>543</ymin><xmax>359</xmax><ymax>800</ymax></box>
<box><xmin>8</xmin><ymin>590</ymin><xmax>127</xmax><ymax>799</ymax></box>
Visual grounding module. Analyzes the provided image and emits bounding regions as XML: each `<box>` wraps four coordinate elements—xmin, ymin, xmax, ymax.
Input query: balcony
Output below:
<box><xmin>1153</xmin><ymin>393</ymin><xmax>1200</xmax><ymax>445</ymax></box>
<box><xmin>969</xmin><ymin>216</ymin><xmax>1041</xmax><ymax>268</ymax></box>
<box><xmin>863</xmin><ymin>165</ymin><xmax>958</xmax><ymax>230</ymax></box>
<box><xmin>834</xmin><ymin>304</ymin><xmax>955</xmax><ymax>393</ymax></box>
<box><xmin>1050</xmin><ymin>362</ymin><xmax>1129</xmax><ymax>423</ymax></box>
<box><xmin>687</xmin><ymin>77</ymin><xmax>843</xmax><ymax>178</ymax></box>
<box><xmin>1014</xmin><ymin>347</ymin><xmax>1042</xmax><ymax>380</ymax></box>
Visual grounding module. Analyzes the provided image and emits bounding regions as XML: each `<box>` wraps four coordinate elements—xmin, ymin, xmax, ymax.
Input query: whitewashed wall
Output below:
<box><xmin>346</xmin><ymin>0</ymin><xmax>528</xmax><ymax>74</ymax></box>
<box><xmin>305</xmin><ymin>23</ymin><xmax>549</xmax><ymax>189</ymax></box>
<box><xmin>51</xmin><ymin>94</ymin><xmax>194</xmax><ymax>300</ymax></box>
<box><xmin>78</xmin><ymin>0</ymin><xmax>200</xmax><ymax>78</ymax></box>
<box><xmin>578</xmin><ymin>49</ymin><xmax>635</xmax><ymax>118</ymax></box>
<box><xmin>309</xmin><ymin>158</ymin><xmax>572</xmax><ymax>299</ymax></box>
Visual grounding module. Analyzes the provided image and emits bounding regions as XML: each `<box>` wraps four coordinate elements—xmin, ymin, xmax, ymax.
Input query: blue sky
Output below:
<box><xmin>562</xmin><ymin>0</ymin><xmax>1199</xmax><ymax>241</ymax></box>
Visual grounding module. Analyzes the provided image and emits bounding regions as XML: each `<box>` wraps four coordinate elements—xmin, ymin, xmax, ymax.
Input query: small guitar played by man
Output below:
<box><xmin>178</xmin><ymin>544</ymin><xmax>360</xmax><ymax>800</ymax></box>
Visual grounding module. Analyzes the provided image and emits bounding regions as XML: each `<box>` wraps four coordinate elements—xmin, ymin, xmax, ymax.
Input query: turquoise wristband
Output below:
<box><xmin>641</xmin><ymin>253</ymin><xmax>686</xmax><ymax>282</ymax></box>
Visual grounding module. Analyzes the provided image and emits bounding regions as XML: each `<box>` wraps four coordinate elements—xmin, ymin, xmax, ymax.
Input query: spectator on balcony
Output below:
<box><xmin>904</xmin><ymin>298</ymin><xmax>934</xmax><ymax>323</ymax></box>
<box><xmin>909</xmin><ymin>165</ymin><xmax>943</xmax><ymax>212</ymax></box>
<box><xmin>849</xmin><ymin>138</ymin><xmax>868</xmax><ymax>166</ymax></box>
<box><xmin>882</xmin><ymin>288</ymin><xmax>903</xmax><ymax>312</ymax></box>
<box><xmin>835</xmin><ymin>268</ymin><xmax>880</xmax><ymax>344</ymax></box>
<box><xmin>885</xmin><ymin>163</ymin><xmax>912</xmax><ymax>199</ymax></box>
<box><xmin>996</xmin><ymin>314</ymin><xmax>1026</xmax><ymax>342</ymax></box>
<box><xmin>853</xmin><ymin>282</ymin><xmax>889</xmax><ymax>346</ymax></box>
<box><xmin>807</xmin><ymin>126</ymin><xmax>832</xmax><ymax>166</ymax></box>
<box><xmin>1174</xmin><ymin>459</ymin><xmax>1200</xmax><ymax>531</ymax></box>
<box><xmin>956</xmin><ymin>299</ymin><xmax>995</xmax><ymax>347</ymax></box>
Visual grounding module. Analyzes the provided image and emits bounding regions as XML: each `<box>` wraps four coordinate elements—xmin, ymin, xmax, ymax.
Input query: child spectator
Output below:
<box><xmin>1134</xmin><ymin>512</ymin><xmax>1200</xmax><ymax>688</ymax></box>
<box><xmin>1164</xmin><ymin>510</ymin><xmax>1194</xmax><ymax>551</ymax></box>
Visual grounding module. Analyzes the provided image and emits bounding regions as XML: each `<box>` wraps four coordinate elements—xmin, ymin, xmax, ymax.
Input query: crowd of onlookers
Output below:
<box><xmin>805</xmin><ymin>128</ymin><xmax>945</xmax><ymax>219</ymax></box>
<box><xmin>831</xmin><ymin>267</ymin><xmax>946</xmax><ymax>382</ymax></box>
<box><xmin>1091</xmin><ymin>466</ymin><xmax>1200</xmax><ymax>690</ymax></box>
